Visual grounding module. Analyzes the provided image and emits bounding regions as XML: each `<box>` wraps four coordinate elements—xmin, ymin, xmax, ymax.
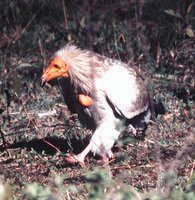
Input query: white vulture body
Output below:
<box><xmin>41</xmin><ymin>44</ymin><xmax>152</xmax><ymax>165</ymax></box>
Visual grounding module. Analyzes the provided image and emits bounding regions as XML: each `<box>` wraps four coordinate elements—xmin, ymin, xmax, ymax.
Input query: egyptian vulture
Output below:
<box><xmin>41</xmin><ymin>44</ymin><xmax>164</xmax><ymax>166</ymax></box>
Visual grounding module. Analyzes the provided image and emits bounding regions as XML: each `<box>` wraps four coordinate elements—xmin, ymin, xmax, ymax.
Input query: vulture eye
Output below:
<box><xmin>53</xmin><ymin>64</ymin><xmax>61</xmax><ymax>69</ymax></box>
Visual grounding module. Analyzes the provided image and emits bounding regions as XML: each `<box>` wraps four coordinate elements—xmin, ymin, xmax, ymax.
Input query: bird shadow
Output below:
<box><xmin>6</xmin><ymin>136</ymin><xmax>90</xmax><ymax>156</ymax></box>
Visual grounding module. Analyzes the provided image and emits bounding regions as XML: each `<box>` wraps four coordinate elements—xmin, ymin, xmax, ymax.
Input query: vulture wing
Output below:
<box><xmin>59</xmin><ymin>78</ymin><xmax>96</xmax><ymax>130</ymax></box>
<box><xmin>102</xmin><ymin>65</ymin><xmax>149</xmax><ymax>119</ymax></box>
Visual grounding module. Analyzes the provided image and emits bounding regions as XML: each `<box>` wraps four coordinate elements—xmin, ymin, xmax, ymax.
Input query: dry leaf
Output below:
<box><xmin>186</xmin><ymin>26</ymin><xmax>194</xmax><ymax>38</ymax></box>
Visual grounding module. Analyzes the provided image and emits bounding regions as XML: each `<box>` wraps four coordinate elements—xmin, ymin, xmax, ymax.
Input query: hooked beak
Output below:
<box><xmin>41</xmin><ymin>67</ymin><xmax>69</xmax><ymax>85</ymax></box>
<box><xmin>41</xmin><ymin>56</ymin><xmax>69</xmax><ymax>87</ymax></box>
<box><xmin>41</xmin><ymin>68</ymin><xmax>51</xmax><ymax>87</ymax></box>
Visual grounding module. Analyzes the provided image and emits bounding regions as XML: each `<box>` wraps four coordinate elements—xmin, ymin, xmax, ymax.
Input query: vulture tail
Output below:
<box><xmin>149</xmin><ymin>99</ymin><xmax>166</xmax><ymax>120</ymax></box>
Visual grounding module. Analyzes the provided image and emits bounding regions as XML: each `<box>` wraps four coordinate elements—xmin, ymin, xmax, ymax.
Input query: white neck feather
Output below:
<box><xmin>55</xmin><ymin>44</ymin><xmax>109</xmax><ymax>94</ymax></box>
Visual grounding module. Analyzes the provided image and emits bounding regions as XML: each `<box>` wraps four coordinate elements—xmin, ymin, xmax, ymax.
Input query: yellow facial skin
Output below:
<box><xmin>41</xmin><ymin>56</ymin><xmax>69</xmax><ymax>83</ymax></box>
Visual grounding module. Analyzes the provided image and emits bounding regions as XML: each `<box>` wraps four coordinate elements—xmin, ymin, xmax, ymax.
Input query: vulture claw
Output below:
<box><xmin>64</xmin><ymin>153</ymin><xmax>85</xmax><ymax>167</ymax></box>
<box><xmin>107</xmin><ymin>150</ymin><xmax>115</xmax><ymax>160</ymax></box>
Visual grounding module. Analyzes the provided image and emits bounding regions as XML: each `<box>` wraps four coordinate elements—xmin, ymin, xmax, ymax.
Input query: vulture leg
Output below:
<box><xmin>65</xmin><ymin>121</ymin><xmax>120</xmax><ymax>167</ymax></box>
<box><xmin>89</xmin><ymin>120</ymin><xmax>120</xmax><ymax>168</ymax></box>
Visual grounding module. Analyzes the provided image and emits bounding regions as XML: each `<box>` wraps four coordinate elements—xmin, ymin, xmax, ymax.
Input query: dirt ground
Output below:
<box><xmin>0</xmin><ymin>1</ymin><xmax>194</xmax><ymax>199</ymax></box>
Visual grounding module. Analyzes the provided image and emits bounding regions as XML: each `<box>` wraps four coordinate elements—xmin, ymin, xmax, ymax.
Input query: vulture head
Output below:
<box><xmin>42</xmin><ymin>45</ymin><xmax>95</xmax><ymax>107</ymax></box>
<box><xmin>42</xmin><ymin>56</ymin><xmax>69</xmax><ymax>83</ymax></box>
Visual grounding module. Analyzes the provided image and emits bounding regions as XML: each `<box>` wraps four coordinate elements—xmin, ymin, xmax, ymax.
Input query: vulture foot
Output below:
<box><xmin>96</xmin><ymin>150</ymin><xmax>115</xmax><ymax>166</ymax></box>
<box><xmin>64</xmin><ymin>153</ymin><xmax>85</xmax><ymax>167</ymax></box>
<box><xmin>64</xmin><ymin>142</ymin><xmax>93</xmax><ymax>166</ymax></box>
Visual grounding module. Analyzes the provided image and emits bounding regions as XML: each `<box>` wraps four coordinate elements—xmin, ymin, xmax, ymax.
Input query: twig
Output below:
<box><xmin>61</xmin><ymin>0</ymin><xmax>68</xmax><ymax>29</ymax></box>
<box><xmin>111</xmin><ymin>164</ymin><xmax>132</xmax><ymax>171</ymax></box>
<box><xmin>43</xmin><ymin>138</ymin><xmax>61</xmax><ymax>153</ymax></box>
<box><xmin>0</xmin><ymin>128</ymin><xmax>7</xmax><ymax>148</ymax></box>
<box><xmin>103</xmin><ymin>158</ymin><xmax>115</xmax><ymax>167</ymax></box>
<box><xmin>156</xmin><ymin>42</ymin><xmax>161</xmax><ymax>66</ymax></box>
<box><xmin>188</xmin><ymin>161</ymin><xmax>195</xmax><ymax>180</ymax></box>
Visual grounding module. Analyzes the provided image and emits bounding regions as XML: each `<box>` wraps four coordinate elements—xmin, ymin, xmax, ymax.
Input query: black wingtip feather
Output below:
<box><xmin>150</xmin><ymin>99</ymin><xmax>166</xmax><ymax>119</ymax></box>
